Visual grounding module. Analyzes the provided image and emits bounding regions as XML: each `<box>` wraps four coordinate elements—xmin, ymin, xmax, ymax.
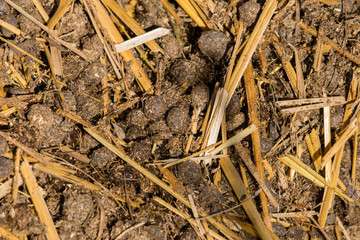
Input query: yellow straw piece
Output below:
<box><xmin>88</xmin><ymin>0</ymin><xmax>153</xmax><ymax>93</ymax></box>
<box><xmin>175</xmin><ymin>0</ymin><xmax>208</xmax><ymax>30</ymax></box>
<box><xmin>47</xmin><ymin>0</ymin><xmax>71</xmax><ymax>29</ymax></box>
<box><xmin>0</xmin><ymin>19</ymin><xmax>23</xmax><ymax>35</ymax></box>
<box><xmin>32</xmin><ymin>0</ymin><xmax>50</xmax><ymax>21</ymax></box>
<box><xmin>225</xmin><ymin>0</ymin><xmax>277</xmax><ymax>102</ymax></box>
<box><xmin>21</xmin><ymin>160</ymin><xmax>60</xmax><ymax>240</ymax></box>
<box><xmin>0</xmin><ymin>36</ymin><xmax>45</xmax><ymax>66</ymax></box>
<box><xmin>278</xmin><ymin>155</ymin><xmax>352</xmax><ymax>202</ymax></box>
<box><xmin>0</xmin><ymin>227</ymin><xmax>21</xmax><ymax>240</ymax></box>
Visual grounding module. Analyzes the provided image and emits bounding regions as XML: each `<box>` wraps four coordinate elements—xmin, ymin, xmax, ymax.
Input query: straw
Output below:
<box><xmin>85</xmin><ymin>127</ymin><xmax>242</xmax><ymax>239</ymax></box>
<box><xmin>21</xmin><ymin>160</ymin><xmax>60</xmax><ymax>240</ymax></box>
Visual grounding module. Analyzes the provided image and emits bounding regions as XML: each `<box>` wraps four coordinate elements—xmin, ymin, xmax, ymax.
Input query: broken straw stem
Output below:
<box><xmin>115</xmin><ymin>28</ymin><xmax>170</xmax><ymax>53</ymax></box>
<box><xmin>209</xmin><ymin>124</ymin><xmax>257</xmax><ymax>155</ymax></box>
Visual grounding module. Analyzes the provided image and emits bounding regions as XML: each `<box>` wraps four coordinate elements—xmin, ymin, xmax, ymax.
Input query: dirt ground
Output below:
<box><xmin>0</xmin><ymin>0</ymin><xmax>360</xmax><ymax>239</ymax></box>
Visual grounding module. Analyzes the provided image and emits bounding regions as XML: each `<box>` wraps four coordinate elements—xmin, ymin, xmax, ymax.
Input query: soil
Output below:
<box><xmin>0</xmin><ymin>0</ymin><xmax>360</xmax><ymax>239</ymax></box>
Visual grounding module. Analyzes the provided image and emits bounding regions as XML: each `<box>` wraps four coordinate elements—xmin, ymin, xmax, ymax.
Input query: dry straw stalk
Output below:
<box><xmin>158</xmin><ymin>0</ymin><xmax>182</xmax><ymax>23</ymax></box>
<box><xmin>153</xmin><ymin>197</ymin><xmax>227</xmax><ymax>240</ymax></box>
<box><xmin>0</xmin><ymin>36</ymin><xmax>44</xmax><ymax>66</ymax></box>
<box><xmin>101</xmin><ymin>0</ymin><xmax>164</xmax><ymax>53</ymax></box>
<box><xmin>0</xmin><ymin>18</ymin><xmax>23</xmax><ymax>35</ymax></box>
<box><xmin>85</xmin><ymin>127</ymin><xmax>242</xmax><ymax>239</ymax></box>
<box><xmin>304</xmin><ymin>129</ymin><xmax>322</xmax><ymax>171</ymax></box>
<box><xmin>175</xmin><ymin>0</ymin><xmax>208</xmax><ymax>30</ymax></box>
<box><xmin>300</xmin><ymin>22</ymin><xmax>360</xmax><ymax>65</ymax></box>
<box><xmin>278</xmin><ymin>155</ymin><xmax>352</xmax><ymax>201</ymax></box>
<box><xmin>224</xmin><ymin>0</ymin><xmax>277</xmax><ymax>102</ymax></box>
<box><xmin>32</xmin><ymin>0</ymin><xmax>50</xmax><ymax>21</ymax></box>
<box><xmin>4</xmin><ymin>0</ymin><xmax>89</xmax><ymax>60</ymax></box>
<box><xmin>318</xmin><ymin>75</ymin><xmax>360</xmax><ymax>227</ymax></box>
<box><xmin>219</xmin><ymin>155</ymin><xmax>273</xmax><ymax>240</ymax></box>
<box><xmin>88</xmin><ymin>0</ymin><xmax>153</xmax><ymax>92</ymax></box>
<box><xmin>220</xmin><ymin>105</ymin><xmax>272</xmax><ymax>240</ymax></box>
<box><xmin>0</xmin><ymin>227</ymin><xmax>21</xmax><ymax>240</ymax></box>
<box><xmin>234</xmin><ymin>143</ymin><xmax>279</xmax><ymax>208</ymax></box>
<box><xmin>244</xmin><ymin>63</ymin><xmax>273</xmax><ymax>230</ymax></box>
<box><xmin>21</xmin><ymin>160</ymin><xmax>60</xmax><ymax>240</ymax></box>
<box><xmin>47</xmin><ymin>0</ymin><xmax>71</xmax><ymax>29</ymax></box>
<box><xmin>0</xmin><ymin>131</ymin><xmax>49</xmax><ymax>165</ymax></box>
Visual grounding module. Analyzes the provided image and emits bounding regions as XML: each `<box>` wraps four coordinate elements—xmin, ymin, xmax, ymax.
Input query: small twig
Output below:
<box><xmin>101</xmin><ymin>74</ymin><xmax>109</xmax><ymax>115</ymax></box>
<box><xmin>313</xmin><ymin>34</ymin><xmax>324</xmax><ymax>71</ymax></box>
<box><xmin>95</xmin><ymin>201</ymin><xmax>106</xmax><ymax>240</ymax></box>
<box><xmin>309</xmin><ymin>216</ymin><xmax>331</xmax><ymax>240</ymax></box>
<box><xmin>114</xmin><ymin>221</ymin><xmax>146</xmax><ymax>240</ymax></box>
<box><xmin>352</xmin><ymin>131</ymin><xmax>358</xmax><ymax>185</ymax></box>
<box><xmin>305</xmin><ymin>129</ymin><xmax>322</xmax><ymax>172</ymax></box>
<box><xmin>185</xmin><ymin>107</ymin><xmax>201</xmax><ymax>154</ymax></box>
<box><xmin>0</xmin><ymin>18</ymin><xmax>24</xmax><ymax>35</ymax></box>
<box><xmin>158</xmin><ymin>0</ymin><xmax>182</xmax><ymax>23</ymax></box>
<box><xmin>323</xmin><ymin>92</ymin><xmax>332</xmax><ymax>184</ymax></box>
<box><xmin>47</xmin><ymin>0</ymin><xmax>71</xmax><ymax>29</ymax></box>
<box><xmin>288</xmin><ymin>44</ymin><xmax>305</xmax><ymax>98</ymax></box>
<box><xmin>294</xmin><ymin>0</ymin><xmax>300</xmax><ymax>38</ymax></box>
<box><xmin>59</xmin><ymin>145</ymin><xmax>91</xmax><ymax>164</ymax></box>
<box><xmin>31</xmin><ymin>0</ymin><xmax>50</xmax><ymax>21</ymax></box>
<box><xmin>0</xmin><ymin>130</ymin><xmax>49</xmax><ymax>165</ymax></box>
<box><xmin>123</xmin><ymin>169</ymin><xmax>133</xmax><ymax>220</ymax></box>
<box><xmin>0</xmin><ymin>95</ymin><xmax>42</xmax><ymax>107</ymax></box>
<box><xmin>156</xmin><ymin>154</ymin><xmax>228</xmax><ymax>163</ymax></box>
<box><xmin>277</xmin><ymin>96</ymin><xmax>346</xmax><ymax>107</ymax></box>
<box><xmin>272</xmin><ymin>37</ymin><xmax>297</xmax><ymax>95</ymax></box>
<box><xmin>234</xmin><ymin>143</ymin><xmax>279</xmax><ymax>208</ymax></box>
<box><xmin>200</xmin><ymin>189</ymin><xmax>262</xmax><ymax>220</ymax></box>
<box><xmin>42</xmin><ymin>44</ymin><xmax>65</xmax><ymax>103</ymax></box>
<box><xmin>188</xmin><ymin>194</ymin><xmax>206</xmax><ymax>239</ymax></box>
<box><xmin>201</xmin><ymin>219</ymin><xmax>213</xmax><ymax>240</ymax></box>
<box><xmin>12</xmin><ymin>148</ymin><xmax>21</xmax><ymax>205</ymax></box>
<box><xmin>336</xmin><ymin>216</ymin><xmax>351</xmax><ymax>240</ymax></box>
<box><xmin>271</xmin><ymin>211</ymin><xmax>318</xmax><ymax>218</ymax></box>
<box><xmin>280</xmin><ymin>100</ymin><xmax>348</xmax><ymax>114</ymax></box>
